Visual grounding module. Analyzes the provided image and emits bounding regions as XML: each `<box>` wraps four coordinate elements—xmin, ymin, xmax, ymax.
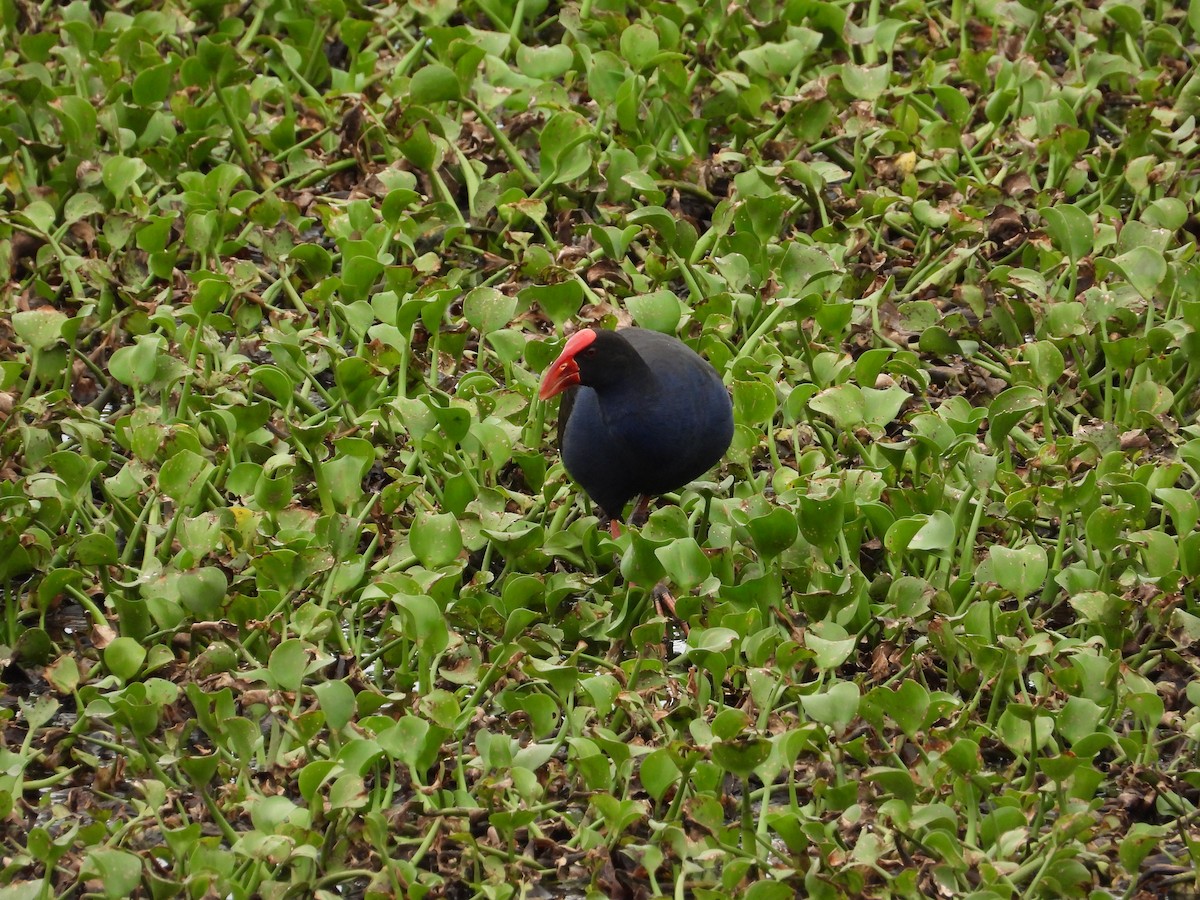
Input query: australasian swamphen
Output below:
<box><xmin>538</xmin><ymin>327</ymin><xmax>734</xmax><ymax>534</ymax></box>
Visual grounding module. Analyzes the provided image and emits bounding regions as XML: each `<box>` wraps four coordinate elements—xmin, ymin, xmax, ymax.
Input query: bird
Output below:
<box><xmin>538</xmin><ymin>326</ymin><xmax>734</xmax><ymax>535</ymax></box>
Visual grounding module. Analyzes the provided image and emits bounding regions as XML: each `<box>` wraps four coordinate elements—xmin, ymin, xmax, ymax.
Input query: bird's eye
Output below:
<box><xmin>583</xmin><ymin>347</ymin><xmax>597</xmax><ymax>357</ymax></box>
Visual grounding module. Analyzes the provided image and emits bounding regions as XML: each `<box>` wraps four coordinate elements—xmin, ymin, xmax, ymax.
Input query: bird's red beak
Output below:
<box><xmin>539</xmin><ymin>357</ymin><xmax>580</xmax><ymax>399</ymax></box>
<box><xmin>538</xmin><ymin>330</ymin><xmax>597</xmax><ymax>400</ymax></box>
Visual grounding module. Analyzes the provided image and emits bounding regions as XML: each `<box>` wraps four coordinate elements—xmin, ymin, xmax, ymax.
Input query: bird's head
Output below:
<box><xmin>539</xmin><ymin>329</ymin><xmax>647</xmax><ymax>399</ymax></box>
<box><xmin>542</xmin><ymin>328</ymin><xmax>662</xmax><ymax>398</ymax></box>
<box><xmin>538</xmin><ymin>329</ymin><xmax>597</xmax><ymax>400</ymax></box>
<box><xmin>538</xmin><ymin>329</ymin><xmax>654</xmax><ymax>399</ymax></box>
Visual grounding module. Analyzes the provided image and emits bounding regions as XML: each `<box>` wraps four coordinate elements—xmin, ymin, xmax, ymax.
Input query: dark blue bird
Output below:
<box><xmin>539</xmin><ymin>327</ymin><xmax>733</xmax><ymax>533</ymax></box>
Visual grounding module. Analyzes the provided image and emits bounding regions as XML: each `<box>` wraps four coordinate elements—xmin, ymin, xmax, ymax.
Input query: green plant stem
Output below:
<box><xmin>462</xmin><ymin>98</ymin><xmax>539</xmax><ymax>188</ymax></box>
<box><xmin>213</xmin><ymin>81</ymin><xmax>267</xmax><ymax>189</ymax></box>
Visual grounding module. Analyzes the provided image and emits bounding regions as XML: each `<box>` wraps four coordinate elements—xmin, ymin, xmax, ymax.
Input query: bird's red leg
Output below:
<box><xmin>609</xmin><ymin>518</ymin><xmax>622</xmax><ymax>539</ymax></box>
<box><xmin>653</xmin><ymin>582</ymin><xmax>689</xmax><ymax>637</ymax></box>
<box><xmin>629</xmin><ymin>494</ymin><xmax>651</xmax><ymax>527</ymax></box>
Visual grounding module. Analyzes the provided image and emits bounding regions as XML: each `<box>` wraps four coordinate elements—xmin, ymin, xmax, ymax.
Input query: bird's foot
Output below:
<box><xmin>628</xmin><ymin>494</ymin><xmax>652</xmax><ymax>527</ymax></box>
<box><xmin>652</xmin><ymin>582</ymin><xmax>689</xmax><ymax>637</ymax></box>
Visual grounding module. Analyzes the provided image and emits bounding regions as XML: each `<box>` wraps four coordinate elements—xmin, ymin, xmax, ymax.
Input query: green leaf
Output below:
<box><xmin>63</xmin><ymin>192</ymin><xmax>104</xmax><ymax>224</ymax></box>
<box><xmin>745</xmin><ymin>506</ymin><xmax>798</xmax><ymax>559</ymax></box>
<box><xmin>639</xmin><ymin>748</ymin><xmax>680</xmax><ymax>802</ymax></box>
<box><xmin>908</xmin><ymin>510</ymin><xmax>954</xmax><ymax>551</ymax></box>
<box><xmin>625</xmin><ymin>290</ymin><xmax>682</xmax><ymax>333</ymax></box>
<box><xmin>430</xmin><ymin>403</ymin><xmax>471</xmax><ymax>443</ymax></box>
<box><xmin>987</xmin><ymin>545</ymin><xmax>1048</xmax><ymax>600</ymax></box>
<box><xmin>313</xmin><ymin>679</ymin><xmax>356</xmax><ymax>731</ymax></box>
<box><xmin>520</xmin><ymin>281</ymin><xmax>583</xmax><ymax>329</ymax></box>
<box><xmin>806</xmin><ymin>623</ymin><xmax>854</xmax><ymax>670</ymax></box>
<box><xmin>654</xmin><ymin>537</ymin><xmax>710</xmax><ymax>592</ymax></box>
<box><xmin>104</xmin><ymin>637</ymin><xmax>147</xmax><ymax>682</ymax></box>
<box><xmin>1024</xmin><ymin>341</ymin><xmax>1064</xmax><ymax>387</ymax></box>
<box><xmin>81</xmin><ymin>848</ymin><xmax>142</xmax><ymax>898</ymax></box>
<box><xmin>619</xmin><ymin>23</ymin><xmax>659</xmax><ymax>72</ymax></box>
<box><xmin>1057</xmin><ymin>696</ymin><xmax>1103</xmax><ymax>745</ymax></box>
<box><xmin>101</xmin><ymin>155</ymin><xmax>148</xmax><ymax>200</ymax></box>
<box><xmin>410</xmin><ymin>512</ymin><xmax>463</xmax><ymax>568</ymax></box>
<box><xmin>1039</xmin><ymin>204</ymin><xmax>1093</xmax><ymax>263</ymax></box>
<box><xmin>712</xmin><ymin>707</ymin><xmax>750</xmax><ymax>740</ymax></box>
<box><xmin>739</xmin><ymin>37</ymin><xmax>820</xmax><ymax>78</ymax></box>
<box><xmin>944</xmin><ymin>738</ymin><xmax>981</xmax><ymax>775</ymax></box>
<box><xmin>19</xmin><ymin>200</ymin><xmax>56</xmax><ymax>233</ymax></box>
<box><xmin>985</xmin><ymin>88</ymin><xmax>1018</xmax><ymax>125</ymax></box>
<box><xmin>888</xmin><ymin>680</ymin><xmax>930</xmax><ymax>738</ymax></box>
<box><xmin>586</xmin><ymin>50</ymin><xmax>628</xmax><ymax>105</ymax></box>
<box><xmin>516</xmin><ymin>43</ymin><xmax>573</xmax><ymax>80</ymax></box>
<box><xmin>12</xmin><ymin>309</ymin><xmax>68</xmax><ymax>351</ymax></box>
<box><xmin>885</xmin><ymin>515</ymin><xmax>943</xmax><ymax>555</ymax></box>
<box><xmin>539</xmin><ymin>112</ymin><xmax>593</xmax><ymax>184</ymax></box>
<box><xmin>409</xmin><ymin>64</ymin><xmax>461</xmax><ymax>103</ymax></box>
<box><xmin>13</xmin><ymin>628</ymin><xmax>52</xmax><ymax>672</ymax></box>
<box><xmin>1120</xmin><ymin>823</ymin><xmax>1167</xmax><ymax>875</ymax></box>
<box><xmin>133</xmin><ymin>61</ymin><xmax>176</xmax><ymax>105</ymax></box>
<box><xmin>1106</xmin><ymin>245</ymin><xmax>1167</xmax><ymax>300</ymax></box>
<box><xmin>744</xmin><ymin>881</ymin><xmax>795</xmax><ymax>900</ymax></box>
<box><xmin>178</xmin><ymin>568</ymin><xmax>228</xmax><ymax>618</ymax></box>
<box><xmin>797</xmin><ymin>491</ymin><xmax>845</xmax><ymax>548</ymax></box>
<box><xmin>1141</xmin><ymin>197</ymin><xmax>1187</xmax><ymax>230</ymax></box>
<box><xmin>732</xmin><ymin>379</ymin><xmax>776</xmax><ymax>427</ymax></box>
<box><xmin>56</xmin><ymin>94</ymin><xmax>97</xmax><ymax>152</ymax></box>
<box><xmin>841</xmin><ymin>63</ymin><xmax>890</xmax><ymax>99</ymax></box>
<box><xmin>997</xmin><ymin>705</ymin><xmax>1054</xmax><ymax>754</ymax></box>
<box><xmin>393</xmin><ymin>593</ymin><xmax>450</xmax><ymax>656</ymax></box>
<box><xmin>397</xmin><ymin>121</ymin><xmax>438</xmax><ymax>170</ymax></box>
<box><xmin>987</xmin><ymin>386</ymin><xmax>1042</xmax><ymax>449</ymax></box>
<box><xmin>464</xmin><ymin>287</ymin><xmax>517</xmax><ymax>334</ymax></box>
<box><xmin>809</xmin><ymin>384</ymin><xmax>865</xmax><ymax>429</ymax></box>
<box><xmin>689</xmin><ymin>627</ymin><xmax>738</xmax><ymax>655</ymax></box>
<box><xmin>75</xmin><ymin>533</ymin><xmax>118</xmax><ymax>566</ymax></box>
<box><xmin>1156</xmin><ymin>488</ymin><xmax>1199</xmax><ymax>535</ymax></box>
<box><xmin>1086</xmin><ymin>506</ymin><xmax>1127</xmax><ymax>556</ymax></box>
<box><xmin>865</xmin><ymin>387</ymin><xmax>910</xmax><ymax>426</ymax></box>
<box><xmin>712</xmin><ymin>737</ymin><xmax>771</xmax><ymax>779</ymax></box>
<box><xmin>626</xmin><ymin>206</ymin><xmax>677</xmax><ymax>246</ymax></box>
<box><xmin>919</xmin><ymin>325</ymin><xmax>961</xmax><ymax>357</ymax></box>
<box><xmin>799</xmin><ymin>680</ymin><xmax>859</xmax><ymax>732</ymax></box>
<box><xmin>108</xmin><ymin>343</ymin><xmax>159</xmax><ymax>388</ymax></box>
<box><xmin>158</xmin><ymin>450</ymin><xmax>215</xmax><ymax>507</ymax></box>
<box><xmin>268</xmin><ymin>639</ymin><xmax>310</xmax><ymax>692</ymax></box>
